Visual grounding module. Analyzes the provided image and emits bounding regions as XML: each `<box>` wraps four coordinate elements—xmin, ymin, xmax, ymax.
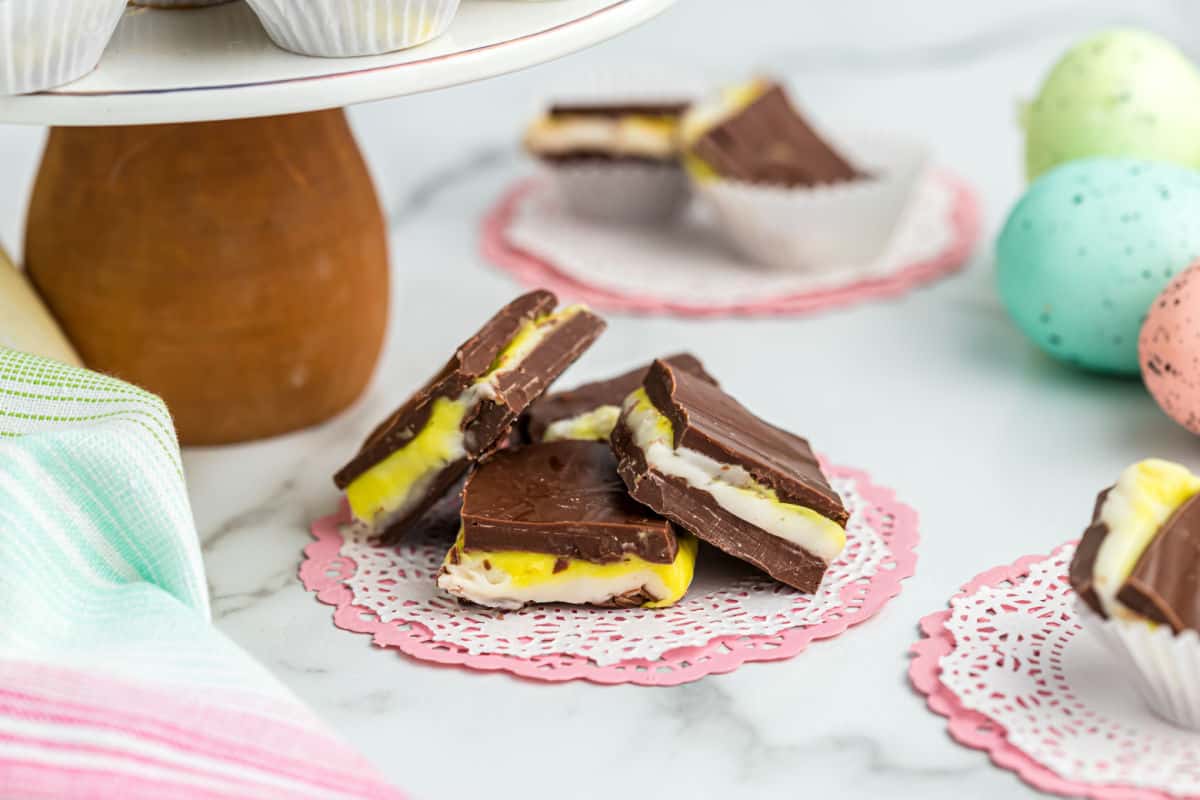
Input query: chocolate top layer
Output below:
<box><xmin>522</xmin><ymin>353</ymin><xmax>716</xmax><ymax>442</ymax></box>
<box><xmin>532</xmin><ymin>154</ymin><xmax>677</xmax><ymax>166</ymax></box>
<box><xmin>610</xmin><ymin>418</ymin><xmax>830</xmax><ymax>592</ymax></box>
<box><xmin>461</xmin><ymin>441</ymin><xmax>678</xmax><ymax>564</ymax></box>
<box><xmin>1119</xmin><ymin>494</ymin><xmax>1200</xmax><ymax>633</ymax></box>
<box><xmin>643</xmin><ymin>359</ymin><xmax>848</xmax><ymax>526</ymax></box>
<box><xmin>548</xmin><ymin>102</ymin><xmax>690</xmax><ymax>119</ymax></box>
<box><xmin>1068</xmin><ymin>488</ymin><xmax>1112</xmax><ymax>618</ymax></box>
<box><xmin>689</xmin><ymin>83</ymin><xmax>862</xmax><ymax>187</ymax></box>
<box><xmin>334</xmin><ymin>290</ymin><xmax>604</xmax><ymax>488</ymax></box>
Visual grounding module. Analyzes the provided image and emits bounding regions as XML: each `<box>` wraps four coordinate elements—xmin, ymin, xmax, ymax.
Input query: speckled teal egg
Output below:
<box><xmin>1025</xmin><ymin>30</ymin><xmax>1200</xmax><ymax>180</ymax></box>
<box><xmin>997</xmin><ymin>158</ymin><xmax>1200</xmax><ymax>374</ymax></box>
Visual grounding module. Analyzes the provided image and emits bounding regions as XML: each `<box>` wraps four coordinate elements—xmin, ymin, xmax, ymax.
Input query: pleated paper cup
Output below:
<box><xmin>1078</xmin><ymin>602</ymin><xmax>1200</xmax><ymax>731</ymax></box>
<box><xmin>244</xmin><ymin>0</ymin><xmax>461</xmax><ymax>58</ymax></box>
<box><xmin>692</xmin><ymin>131</ymin><xmax>928</xmax><ymax>272</ymax></box>
<box><xmin>0</xmin><ymin>0</ymin><xmax>127</xmax><ymax>95</ymax></box>
<box><xmin>546</xmin><ymin>161</ymin><xmax>690</xmax><ymax>225</ymax></box>
<box><xmin>130</xmin><ymin>1</ymin><xmax>236</xmax><ymax>7</ymax></box>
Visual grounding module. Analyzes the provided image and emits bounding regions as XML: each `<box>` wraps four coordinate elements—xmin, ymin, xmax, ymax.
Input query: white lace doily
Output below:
<box><xmin>503</xmin><ymin>170</ymin><xmax>957</xmax><ymax>308</ymax></box>
<box><xmin>339</xmin><ymin>473</ymin><xmax>884</xmax><ymax>667</ymax></box>
<box><xmin>938</xmin><ymin>544</ymin><xmax>1200</xmax><ymax>795</ymax></box>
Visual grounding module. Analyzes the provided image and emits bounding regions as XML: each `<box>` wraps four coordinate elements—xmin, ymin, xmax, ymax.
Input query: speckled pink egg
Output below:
<box><xmin>1140</xmin><ymin>261</ymin><xmax>1200</xmax><ymax>433</ymax></box>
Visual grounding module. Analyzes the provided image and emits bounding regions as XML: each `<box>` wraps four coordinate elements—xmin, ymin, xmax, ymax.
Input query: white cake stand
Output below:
<box><xmin>5</xmin><ymin>0</ymin><xmax>674</xmax><ymax>445</ymax></box>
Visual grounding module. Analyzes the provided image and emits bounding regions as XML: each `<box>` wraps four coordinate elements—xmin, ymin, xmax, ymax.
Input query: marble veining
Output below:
<box><xmin>201</xmin><ymin>478</ymin><xmax>297</xmax><ymax>551</ymax></box>
<box><xmin>1</xmin><ymin>1</ymin><xmax>1196</xmax><ymax>797</ymax></box>
<box><xmin>652</xmin><ymin>682</ymin><xmax>985</xmax><ymax>780</ymax></box>
<box><xmin>387</xmin><ymin>145</ymin><xmax>514</xmax><ymax>226</ymax></box>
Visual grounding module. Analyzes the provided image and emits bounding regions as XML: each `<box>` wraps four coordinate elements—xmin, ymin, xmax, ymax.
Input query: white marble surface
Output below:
<box><xmin>4</xmin><ymin>1</ymin><xmax>1200</xmax><ymax>797</ymax></box>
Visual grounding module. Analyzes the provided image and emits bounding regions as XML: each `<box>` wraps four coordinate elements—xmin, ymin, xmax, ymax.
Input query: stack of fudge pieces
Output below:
<box><xmin>334</xmin><ymin>291</ymin><xmax>848</xmax><ymax>610</ymax></box>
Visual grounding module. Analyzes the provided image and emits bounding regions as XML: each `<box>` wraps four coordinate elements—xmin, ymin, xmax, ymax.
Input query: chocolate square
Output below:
<box><xmin>334</xmin><ymin>290</ymin><xmax>605</xmax><ymax>540</ymax></box>
<box><xmin>611</xmin><ymin>359</ymin><xmax>848</xmax><ymax>591</ymax></box>
<box><xmin>461</xmin><ymin>441</ymin><xmax>678</xmax><ymax>564</ymax></box>
<box><xmin>690</xmin><ymin>83</ymin><xmax>862</xmax><ymax>187</ymax></box>
<box><xmin>642</xmin><ymin>359</ymin><xmax>847</xmax><ymax>522</ymax></box>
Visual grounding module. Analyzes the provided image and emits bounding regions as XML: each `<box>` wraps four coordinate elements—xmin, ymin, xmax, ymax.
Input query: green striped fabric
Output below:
<box><xmin>0</xmin><ymin>347</ymin><xmax>402</xmax><ymax>797</ymax></box>
<box><xmin>0</xmin><ymin>347</ymin><xmax>208</xmax><ymax>624</ymax></box>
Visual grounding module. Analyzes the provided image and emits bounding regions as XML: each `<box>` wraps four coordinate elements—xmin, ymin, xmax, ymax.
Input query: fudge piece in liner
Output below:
<box><xmin>1070</xmin><ymin>459</ymin><xmax>1200</xmax><ymax>632</ymax></box>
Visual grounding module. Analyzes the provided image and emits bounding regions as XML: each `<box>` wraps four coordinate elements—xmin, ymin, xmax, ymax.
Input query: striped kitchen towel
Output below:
<box><xmin>0</xmin><ymin>348</ymin><xmax>402</xmax><ymax>799</ymax></box>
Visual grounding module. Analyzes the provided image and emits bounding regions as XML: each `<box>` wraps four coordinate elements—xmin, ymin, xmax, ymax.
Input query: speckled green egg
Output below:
<box><xmin>997</xmin><ymin>158</ymin><xmax>1200</xmax><ymax>375</ymax></box>
<box><xmin>1025</xmin><ymin>30</ymin><xmax>1200</xmax><ymax>180</ymax></box>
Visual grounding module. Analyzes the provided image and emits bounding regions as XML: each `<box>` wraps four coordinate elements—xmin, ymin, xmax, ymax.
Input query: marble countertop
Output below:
<box><xmin>4</xmin><ymin>1</ymin><xmax>1200</xmax><ymax>797</ymax></box>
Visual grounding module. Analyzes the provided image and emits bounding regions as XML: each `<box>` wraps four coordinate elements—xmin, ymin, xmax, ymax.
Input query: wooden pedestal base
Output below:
<box><xmin>25</xmin><ymin>109</ymin><xmax>388</xmax><ymax>445</ymax></box>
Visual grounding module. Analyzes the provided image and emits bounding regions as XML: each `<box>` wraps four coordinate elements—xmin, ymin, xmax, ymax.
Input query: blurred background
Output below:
<box><xmin>4</xmin><ymin>3</ymin><xmax>1199</xmax><ymax>797</ymax></box>
<box><xmin>1</xmin><ymin>0</ymin><xmax>1196</xmax><ymax>256</ymax></box>
<box><xmin>0</xmin><ymin>0</ymin><xmax>1195</xmax><ymax>255</ymax></box>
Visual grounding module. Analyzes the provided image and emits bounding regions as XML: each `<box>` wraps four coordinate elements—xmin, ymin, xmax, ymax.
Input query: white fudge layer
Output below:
<box><xmin>621</xmin><ymin>390</ymin><xmax>845</xmax><ymax>562</ymax></box>
<box><xmin>437</xmin><ymin>558</ymin><xmax>676</xmax><ymax>611</ymax></box>
<box><xmin>525</xmin><ymin>116</ymin><xmax>678</xmax><ymax>160</ymax></box>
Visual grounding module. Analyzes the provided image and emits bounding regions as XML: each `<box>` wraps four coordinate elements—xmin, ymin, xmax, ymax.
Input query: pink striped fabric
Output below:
<box><xmin>0</xmin><ymin>350</ymin><xmax>403</xmax><ymax>799</ymax></box>
<box><xmin>0</xmin><ymin>664</ymin><xmax>404</xmax><ymax>799</ymax></box>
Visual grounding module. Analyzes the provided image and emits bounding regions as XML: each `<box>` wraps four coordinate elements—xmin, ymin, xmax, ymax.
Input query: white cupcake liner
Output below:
<box><xmin>129</xmin><ymin>0</ymin><xmax>236</xmax><ymax>7</ymax></box>
<box><xmin>692</xmin><ymin>131</ymin><xmax>929</xmax><ymax>272</ymax></box>
<box><xmin>0</xmin><ymin>0</ymin><xmax>127</xmax><ymax>95</ymax></box>
<box><xmin>1078</xmin><ymin>602</ymin><xmax>1200</xmax><ymax>731</ymax></box>
<box><xmin>244</xmin><ymin>0</ymin><xmax>461</xmax><ymax>58</ymax></box>
<box><xmin>546</xmin><ymin>161</ymin><xmax>690</xmax><ymax>226</ymax></box>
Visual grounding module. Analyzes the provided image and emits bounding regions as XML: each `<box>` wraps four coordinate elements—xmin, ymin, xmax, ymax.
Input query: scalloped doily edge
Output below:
<box><xmin>909</xmin><ymin>543</ymin><xmax>1190</xmax><ymax>800</ymax></box>
<box><xmin>480</xmin><ymin>170</ymin><xmax>981</xmax><ymax>318</ymax></box>
<box><xmin>301</xmin><ymin>463</ymin><xmax>919</xmax><ymax>686</ymax></box>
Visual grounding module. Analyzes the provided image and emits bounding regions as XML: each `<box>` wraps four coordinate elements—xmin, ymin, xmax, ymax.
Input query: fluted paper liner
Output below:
<box><xmin>693</xmin><ymin>131</ymin><xmax>929</xmax><ymax>272</ymax></box>
<box><xmin>0</xmin><ymin>0</ymin><xmax>127</xmax><ymax>95</ymax></box>
<box><xmin>244</xmin><ymin>0</ymin><xmax>461</xmax><ymax>58</ymax></box>
<box><xmin>547</xmin><ymin>161</ymin><xmax>690</xmax><ymax>225</ymax></box>
<box><xmin>130</xmin><ymin>0</ymin><xmax>235</xmax><ymax>7</ymax></box>
<box><xmin>1078</xmin><ymin>602</ymin><xmax>1200</xmax><ymax>731</ymax></box>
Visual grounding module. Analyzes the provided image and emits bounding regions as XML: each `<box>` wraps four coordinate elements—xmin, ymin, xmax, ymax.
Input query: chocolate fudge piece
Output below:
<box><xmin>1068</xmin><ymin>489</ymin><xmax>1113</xmax><ymax>618</ymax></box>
<box><xmin>461</xmin><ymin>441</ymin><xmax>677</xmax><ymax>564</ymax></box>
<box><xmin>611</xmin><ymin>359</ymin><xmax>848</xmax><ymax>592</ymax></box>
<box><xmin>437</xmin><ymin>441</ymin><xmax>696</xmax><ymax>609</ymax></box>
<box><xmin>1118</xmin><ymin>494</ymin><xmax>1200</xmax><ymax>633</ymax></box>
<box><xmin>690</xmin><ymin>82</ymin><xmax>862</xmax><ymax>187</ymax></box>
<box><xmin>334</xmin><ymin>290</ymin><xmax>605</xmax><ymax>541</ymax></box>
<box><xmin>548</xmin><ymin>102</ymin><xmax>691</xmax><ymax>118</ymax></box>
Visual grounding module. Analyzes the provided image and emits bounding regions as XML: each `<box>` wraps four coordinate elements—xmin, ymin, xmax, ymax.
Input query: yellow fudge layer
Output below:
<box><xmin>437</xmin><ymin>529</ymin><xmax>698</xmax><ymax>610</ymax></box>
<box><xmin>345</xmin><ymin>396</ymin><xmax>468</xmax><ymax>529</ymax></box>
<box><xmin>542</xmin><ymin>404</ymin><xmax>622</xmax><ymax>443</ymax></box>
<box><xmin>524</xmin><ymin>114</ymin><xmax>681</xmax><ymax>161</ymax></box>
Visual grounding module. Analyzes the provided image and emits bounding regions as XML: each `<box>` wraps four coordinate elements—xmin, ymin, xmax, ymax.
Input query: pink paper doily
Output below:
<box><xmin>480</xmin><ymin>170</ymin><xmax>981</xmax><ymax>317</ymax></box>
<box><xmin>301</xmin><ymin>462</ymin><xmax>918</xmax><ymax>686</ymax></box>
<box><xmin>911</xmin><ymin>543</ymin><xmax>1200</xmax><ymax>800</ymax></box>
